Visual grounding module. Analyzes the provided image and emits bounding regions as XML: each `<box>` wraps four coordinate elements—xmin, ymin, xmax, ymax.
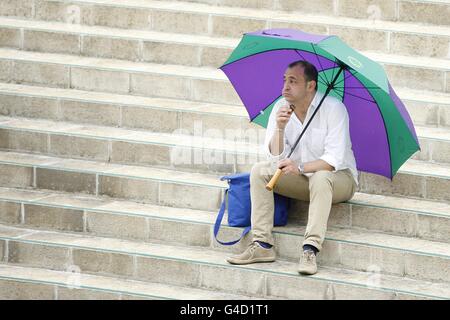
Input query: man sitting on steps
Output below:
<box><xmin>226</xmin><ymin>60</ymin><xmax>359</xmax><ymax>275</ymax></box>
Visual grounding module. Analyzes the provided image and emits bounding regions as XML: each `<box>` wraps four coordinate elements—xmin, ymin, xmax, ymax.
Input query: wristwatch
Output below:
<box><xmin>298</xmin><ymin>162</ymin><xmax>305</xmax><ymax>175</ymax></box>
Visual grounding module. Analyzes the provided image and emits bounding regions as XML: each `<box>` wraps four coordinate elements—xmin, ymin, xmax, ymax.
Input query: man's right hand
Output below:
<box><xmin>276</xmin><ymin>105</ymin><xmax>294</xmax><ymax>130</ymax></box>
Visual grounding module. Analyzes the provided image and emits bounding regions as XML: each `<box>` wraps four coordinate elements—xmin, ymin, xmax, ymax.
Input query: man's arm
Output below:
<box><xmin>269</xmin><ymin>128</ymin><xmax>285</xmax><ymax>156</ymax></box>
<box><xmin>265</xmin><ymin>104</ymin><xmax>293</xmax><ymax>159</ymax></box>
<box><xmin>303</xmin><ymin>159</ymin><xmax>335</xmax><ymax>173</ymax></box>
<box><xmin>278</xmin><ymin>158</ymin><xmax>335</xmax><ymax>176</ymax></box>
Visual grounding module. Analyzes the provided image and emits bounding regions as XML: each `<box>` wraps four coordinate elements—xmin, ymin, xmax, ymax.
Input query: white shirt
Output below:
<box><xmin>263</xmin><ymin>91</ymin><xmax>359</xmax><ymax>186</ymax></box>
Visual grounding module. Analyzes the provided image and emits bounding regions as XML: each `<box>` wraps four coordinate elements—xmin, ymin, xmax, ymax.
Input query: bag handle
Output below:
<box><xmin>214</xmin><ymin>189</ymin><xmax>251</xmax><ymax>245</ymax></box>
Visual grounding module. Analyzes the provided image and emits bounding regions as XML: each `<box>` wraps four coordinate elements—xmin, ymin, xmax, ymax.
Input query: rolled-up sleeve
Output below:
<box><xmin>319</xmin><ymin>102</ymin><xmax>350</xmax><ymax>172</ymax></box>
<box><xmin>263</xmin><ymin>101</ymin><xmax>291</xmax><ymax>161</ymax></box>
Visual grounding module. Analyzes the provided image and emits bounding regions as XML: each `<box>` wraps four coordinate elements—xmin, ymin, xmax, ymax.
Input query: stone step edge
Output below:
<box><xmin>0</xmin><ymin>265</ymin><xmax>432</xmax><ymax>300</ymax></box>
<box><xmin>30</xmin><ymin>0</ymin><xmax>450</xmax><ymax>38</ymax></box>
<box><xmin>169</xmin><ymin>0</ymin><xmax>450</xmax><ymax>10</ymax></box>
<box><xmin>1</xmin><ymin>82</ymin><xmax>449</xmax><ymax>141</ymax></box>
<box><xmin>0</xmin><ymin>272</ymin><xmax>170</xmax><ymax>300</ymax></box>
<box><xmin>1</xmin><ymin>16</ymin><xmax>448</xmax><ymax>68</ymax></box>
<box><xmin>1</xmin><ymin>186</ymin><xmax>450</xmax><ymax>258</ymax></box>
<box><xmin>1</xmin><ymin>116</ymin><xmax>448</xmax><ymax>159</ymax></box>
<box><xmin>0</xmin><ymin>184</ymin><xmax>449</xmax><ymax>224</ymax></box>
<box><xmin>0</xmin><ymin>264</ymin><xmax>256</xmax><ymax>300</ymax></box>
<box><xmin>0</xmin><ymin>83</ymin><xmax>448</xmax><ymax>121</ymax></box>
<box><xmin>0</xmin><ymin>150</ymin><xmax>449</xmax><ymax>195</ymax></box>
<box><xmin>0</xmin><ymin>150</ymin><xmax>226</xmax><ymax>188</ymax></box>
<box><xmin>1</xmin><ymin>82</ymin><xmax>449</xmax><ymax>139</ymax></box>
<box><xmin>0</xmin><ymin>47</ymin><xmax>449</xmax><ymax>84</ymax></box>
<box><xmin>1</xmin><ymin>46</ymin><xmax>449</xmax><ymax>101</ymax></box>
<box><xmin>0</xmin><ymin>82</ymin><xmax>248</xmax><ymax>118</ymax></box>
<box><xmin>0</xmin><ymin>16</ymin><xmax>237</xmax><ymax>48</ymax></box>
<box><xmin>0</xmin><ymin>117</ymin><xmax>265</xmax><ymax>156</ymax></box>
<box><xmin>0</xmin><ymin>227</ymin><xmax>448</xmax><ymax>300</ymax></box>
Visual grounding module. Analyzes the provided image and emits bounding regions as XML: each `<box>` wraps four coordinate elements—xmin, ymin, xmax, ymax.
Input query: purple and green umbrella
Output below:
<box><xmin>220</xmin><ymin>28</ymin><xmax>420</xmax><ymax>180</ymax></box>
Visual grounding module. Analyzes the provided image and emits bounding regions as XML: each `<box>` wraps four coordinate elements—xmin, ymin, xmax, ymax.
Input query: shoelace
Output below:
<box><xmin>248</xmin><ymin>242</ymin><xmax>259</xmax><ymax>253</ymax></box>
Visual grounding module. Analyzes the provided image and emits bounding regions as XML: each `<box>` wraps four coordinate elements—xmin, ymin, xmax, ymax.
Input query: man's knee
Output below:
<box><xmin>309</xmin><ymin>170</ymin><xmax>333</xmax><ymax>191</ymax></box>
<box><xmin>250</xmin><ymin>161</ymin><xmax>273</xmax><ymax>180</ymax></box>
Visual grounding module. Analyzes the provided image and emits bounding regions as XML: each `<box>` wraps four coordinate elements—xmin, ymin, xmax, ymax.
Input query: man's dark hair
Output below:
<box><xmin>288</xmin><ymin>60</ymin><xmax>318</xmax><ymax>90</ymax></box>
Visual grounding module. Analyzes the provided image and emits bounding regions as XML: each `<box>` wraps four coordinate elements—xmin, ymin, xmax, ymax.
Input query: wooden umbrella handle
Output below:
<box><xmin>265</xmin><ymin>168</ymin><xmax>283</xmax><ymax>191</ymax></box>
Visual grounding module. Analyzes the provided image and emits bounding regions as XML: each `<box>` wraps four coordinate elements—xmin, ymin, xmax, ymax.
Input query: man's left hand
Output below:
<box><xmin>278</xmin><ymin>158</ymin><xmax>300</xmax><ymax>176</ymax></box>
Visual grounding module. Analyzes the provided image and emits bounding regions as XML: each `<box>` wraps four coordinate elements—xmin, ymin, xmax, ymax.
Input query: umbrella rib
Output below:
<box><xmin>336</xmin><ymin>88</ymin><xmax>345</xmax><ymax>101</ymax></box>
<box><xmin>333</xmin><ymin>88</ymin><xmax>377</xmax><ymax>104</ymax></box>
<box><xmin>332</xmin><ymin>64</ymin><xmax>395</xmax><ymax>179</ymax></box>
<box><xmin>317</xmin><ymin>65</ymin><xmax>349</xmax><ymax>86</ymax></box>
<box><xmin>317</xmin><ymin>75</ymin><xmax>329</xmax><ymax>86</ymax></box>
<box><xmin>333</xmin><ymin>68</ymin><xmax>358</xmax><ymax>87</ymax></box>
<box><xmin>311</xmin><ymin>44</ymin><xmax>330</xmax><ymax>84</ymax></box>
<box><xmin>335</xmin><ymin>86</ymin><xmax>381</xmax><ymax>90</ymax></box>
<box><xmin>330</xmin><ymin>57</ymin><xmax>338</xmax><ymax>86</ymax></box>
<box><xmin>331</xmin><ymin>87</ymin><xmax>345</xmax><ymax>101</ymax></box>
<box><xmin>250</xmin><ymin>95</ymin><xmax>283</xmax><ymax>121</ymax></box>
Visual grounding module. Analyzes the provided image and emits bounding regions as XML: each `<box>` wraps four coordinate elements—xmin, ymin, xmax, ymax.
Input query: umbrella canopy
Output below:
<box><xmin>220</xmin><ymin>28</ymin><xmax>420</xmax><ymax>180</ymax></box>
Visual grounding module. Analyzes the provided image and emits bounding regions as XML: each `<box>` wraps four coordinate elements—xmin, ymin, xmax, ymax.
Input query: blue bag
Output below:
<box><xmin>214</xmin><ymin>172</ymin><xmax>290</xmax><ymax>245</ymax></box>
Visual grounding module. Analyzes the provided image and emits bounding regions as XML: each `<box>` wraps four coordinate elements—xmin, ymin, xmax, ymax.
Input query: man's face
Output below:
<box><xmin>282</xmin><ymin>66</ymin><xmax>315</xmax><ymax>104</ymax></box>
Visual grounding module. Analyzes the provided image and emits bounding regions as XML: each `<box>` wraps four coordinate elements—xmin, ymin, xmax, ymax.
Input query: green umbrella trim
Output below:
<box><xmin>366</xmin><ymin>84</ymin><xmax>421</xmax><ymax>178</ymax></box>
<box><xmin>221</xmin><ymin>34</ymin><xmax>336</xmax><ymax>67</ymax></box>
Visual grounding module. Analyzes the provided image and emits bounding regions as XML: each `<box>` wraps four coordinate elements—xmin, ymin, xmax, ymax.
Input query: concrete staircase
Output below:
<box><xmin>0</xmin><ymin>0</ymin><xmax>449</xmax><ymax>299</ymax></box>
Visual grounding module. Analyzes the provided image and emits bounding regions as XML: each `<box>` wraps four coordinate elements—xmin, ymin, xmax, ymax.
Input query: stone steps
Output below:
<box><xmin>0</xmin><ymin>150</ymin><xmax>227</xmax><ymax>212</ymax></box>
<box><xmin>0</xmin><ymin>47</ymin><xmax>242</xmax><ymax>105</ymax></box>
<box><xmin>0</xmin><ymin>83</ymin><xmax>448</xmax><ymax>141</ymax></box>
<box><xmin>7</xmin><ymin>188</ymin><xmax>450</xmax><ymax>245</ymax></box>
<box><xmin>0</xmin><ymin>146</ymin><xmax>448</xmax><ymax>207</ymax></box>
<box><xmin>0</xmin><ymin>82</ymin><xmax>251</xmax><ymax>136</ymax></box>
<box><xmin>0</xmin><ymin>184</ymin><xmax>448</xmax><ymax>250</ymax></box>
<box><xmin>4</xmin><ymin>0</ymin><xmax>450</xmax><ymax>28</ymax></box>
<box><xmin>1</xmin><ymin>15</ymin><xmax>449</xmax><ymax>69</ymax></box>
<box><xmin>168</xmin><ymin>0</ymin><xmax>450</xmax><ymax>28</ymax></box>
<box><xmin>413</xmin><ymin>126</ymin><xmax>450</xmax><ymax>163</ymax></box>
<box><xmin>7</xmin><ymin>0</ymin><xmax>447</xmax><ymax>59</ymax></box>
<box><xmin>0</xmin><ymin>16</ymin><xmax>236</xmax><ymax>67</ymax></box>
<box><xmin>0</xmin><ymin>18</ymin><xmax>449</xmax><ymax>94</ymax></box>
<box><xmin>0</xmin><ymin>0</ymin><xmax>448</xmax><ymax>301</ymax></box>
<box><xmin>0</xmin><ymin>116</ymin><xmax>446</xmax><ymax>172</ymax></box>
<box><xmin>0</xmin><ymin>116</ymin><xmax>263</xmax><ymax>174</ymax></box>
<box><xmin>0</xmin><ymin>46</ymin><xmax>448</xmax><ymax>112</ymax></box>
<box><xmin>0</xmin><ymin>224</ymin><xmax>449</xmax><ymax>299</ymax></box>
<box><xmin>0</xmin><ymin>264</ymin><xmax>259</xmax><ymax>300</ymax></box>
<box><xmin>2</xmin><ymin>0</ymin><xmax>450</xmax><ymax>58</ymax></box>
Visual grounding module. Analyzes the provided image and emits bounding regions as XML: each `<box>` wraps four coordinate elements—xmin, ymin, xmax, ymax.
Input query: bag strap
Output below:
<box><xmin>214</xmin><ymin>189</ymin><xmax>251</xmax><ymax>246</ymax></box>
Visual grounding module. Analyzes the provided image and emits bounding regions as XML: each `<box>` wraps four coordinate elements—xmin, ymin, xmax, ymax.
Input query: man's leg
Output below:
<box><xmin>303</xmin><ymin>169</ymin><xmax>356</xmax><ymax>252</ymax></box>
<box><xmin>251</xmin><ymin>161</ymin><xmax>310</xmax><ymax>246</ymax></box>
<box><xmin>227</xmin><ymin>161</ymin><xmax>310</xmax><ymax>265</ymax></box>
<box><xmin>298</xmin><ymin>169</ymin><xmax>356</xmax><ymax>275</ymax></box>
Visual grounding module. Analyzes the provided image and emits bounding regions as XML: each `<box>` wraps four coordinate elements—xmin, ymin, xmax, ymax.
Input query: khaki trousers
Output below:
<box><xmin>250</xmin><ymin>161</ymin><xmax>357</xmax><ymax>252</ymax></box>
